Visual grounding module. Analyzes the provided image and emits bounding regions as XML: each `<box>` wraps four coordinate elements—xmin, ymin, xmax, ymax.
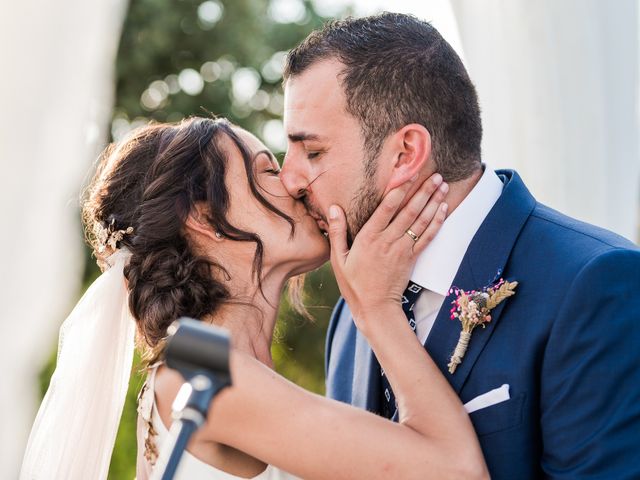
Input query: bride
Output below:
<box><xmin>21</xmin><ymin>116</ymin><xmax>487</xmax><ymax>479</ymax></box>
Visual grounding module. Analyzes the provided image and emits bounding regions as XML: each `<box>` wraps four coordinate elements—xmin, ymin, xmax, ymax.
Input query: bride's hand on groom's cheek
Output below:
<box><xmin>328</xmin><ymin>173</ymin><xmax>448</xmax><ymax>330</ymax></box>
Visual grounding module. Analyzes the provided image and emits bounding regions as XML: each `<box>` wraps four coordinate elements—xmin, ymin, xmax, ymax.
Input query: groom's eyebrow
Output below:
<box><xmin>288</xmin><ymin>132</ymin><xmax>325</xmax><ymax>143</ymax></box>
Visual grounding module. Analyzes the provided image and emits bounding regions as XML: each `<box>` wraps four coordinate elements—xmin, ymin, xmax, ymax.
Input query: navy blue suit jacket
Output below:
<box><xmin>325</xmin><ymin>170</ymin><xmax>640</xmax><ymax>479</ymax></box>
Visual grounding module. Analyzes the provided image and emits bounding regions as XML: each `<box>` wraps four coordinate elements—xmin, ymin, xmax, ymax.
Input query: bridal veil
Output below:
<box><xmin>20</xmin><ymin>249</ymin><xmax>135</xmax><ymax>479</ymax></box>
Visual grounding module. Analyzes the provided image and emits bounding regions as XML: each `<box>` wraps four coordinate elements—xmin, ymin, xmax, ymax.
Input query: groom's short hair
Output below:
<box><xmin>284</xmin><ymin>12</ymin><xmax>482</xmax><ymax>182</ymax></box>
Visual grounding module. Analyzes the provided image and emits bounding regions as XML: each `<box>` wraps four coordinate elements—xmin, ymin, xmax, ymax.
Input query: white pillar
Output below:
<box><xmin>0</xmin><ymin>0</ymin><xmax>127</xmax><ymax>476</ymax></box>
<box><xmin>451</xmin><ymin>0</ymin><xmax>640</xmax><ymax>242</ymax></box>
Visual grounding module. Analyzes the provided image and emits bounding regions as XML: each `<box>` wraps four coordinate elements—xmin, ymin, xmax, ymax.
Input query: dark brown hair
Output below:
<box><xmin>83</xmin><ymin>117</ymin><xmax>304</xmax><ymax>361</ymax></box>
<box><xmin>284</xmin><ymin>12</ymin><xmax>482</xmax><ymax>182</ymax></box>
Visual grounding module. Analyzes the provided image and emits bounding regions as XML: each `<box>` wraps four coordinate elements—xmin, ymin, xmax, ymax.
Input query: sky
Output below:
<box><xmin>312</xmin><ymin>0</ymin><xmax>465</xmax><ymax>61</ymax></box>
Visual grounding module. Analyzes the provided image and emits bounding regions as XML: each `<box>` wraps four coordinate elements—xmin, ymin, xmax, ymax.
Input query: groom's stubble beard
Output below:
<box><xmin>345</xmin><ymin>155</ymin><xmax>383</xmax><ymax>247</ymax></box>
<box><xmin>301</xmin><ymin>154</ymin><xmax>382</xmax><ymax>248</ymax></box>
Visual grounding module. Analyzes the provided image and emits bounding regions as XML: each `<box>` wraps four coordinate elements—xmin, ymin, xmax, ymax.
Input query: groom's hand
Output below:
<box><xmin>327</xmin><ymin>173</ymin><xmax>448</xmax><ymax>329</ymax></box>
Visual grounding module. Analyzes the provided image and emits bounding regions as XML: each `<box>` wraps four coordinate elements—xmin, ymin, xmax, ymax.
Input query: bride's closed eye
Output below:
<box><xmin>254</xmin><ymin>150</ymin><xmax>281</xmax><ymax>175</ymax></box>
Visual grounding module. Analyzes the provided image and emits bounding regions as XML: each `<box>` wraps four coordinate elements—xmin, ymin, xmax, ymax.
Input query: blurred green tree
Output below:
<box><xmin>40</xmin><ymin>0</ymin><xmax>349</xmax><ymax>478</ymax></box>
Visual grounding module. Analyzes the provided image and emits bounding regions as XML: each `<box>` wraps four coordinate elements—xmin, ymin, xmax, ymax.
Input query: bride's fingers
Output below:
<box><xmin>386</xmin><ymin>175</ymin><xmax>447</xmax><ymax>240</ymax></box>
<box><xmin>328</xmin><ymin>204</ymin><xmax>349</xmax><ymax>269</ymax></box>
<box><xmin>412</xmin><ymin>203</ymin><xmax>448</xmax><ymax>253</ymax></box>
<box><xmin>400</xmin><ymin>182</ymin><xmax>448</xmax><ymax>242</ymax></box>
<box><xmin>360</xmin><ymin>176</ymin><xmax>417</xmax><ymax>235</ymax></box>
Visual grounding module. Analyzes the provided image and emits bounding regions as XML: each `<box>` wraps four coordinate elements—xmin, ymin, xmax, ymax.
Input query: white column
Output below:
<box><xmin>451</xmin><ymin>0</ymin><xmax>640</xmax><ymax>242</ymax></box>
<box><xmin>0</xmin><ymin>0</ymin><xmax>127</xmax><ymax>476</ymax></box>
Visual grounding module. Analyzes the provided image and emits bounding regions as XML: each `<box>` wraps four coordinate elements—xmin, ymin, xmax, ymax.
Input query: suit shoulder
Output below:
<box><xmin>572</xmin><ymin>248</ymin><xmax>640</xmax><ymax>289</ymax></box>
<box><xmin>528</xmin><ymin>203</ymin><xmax>637</xmax><ymax>251</ymax></box>
<box><xmin>510</xmin><ymin>204</ymin><xmax>637</xmax><ymax>286</ymax></box>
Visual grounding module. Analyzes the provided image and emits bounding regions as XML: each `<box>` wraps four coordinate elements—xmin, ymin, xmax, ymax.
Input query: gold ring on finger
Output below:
<box><xmin>405</xmin><ymin>229</ymin><xmax>420</xmax><ymax>242</ymax></box>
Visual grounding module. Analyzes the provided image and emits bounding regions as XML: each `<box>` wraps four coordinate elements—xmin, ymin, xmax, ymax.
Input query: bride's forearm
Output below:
<box><xmin>204</xmin><ymin>349</ymin><xmax>488</xmax><ymax>480</ymax></box>
<box><xmin>358</xmin><ymin>305</ymin><xmax>483</xmax><ymax>458</ymax></box>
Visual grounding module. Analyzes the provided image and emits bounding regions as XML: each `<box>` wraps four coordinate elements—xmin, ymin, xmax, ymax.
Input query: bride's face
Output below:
<box><xmin>218</xmin><ymin>128</ymin><xmax>330</xmax><ymax>276</ymax></box>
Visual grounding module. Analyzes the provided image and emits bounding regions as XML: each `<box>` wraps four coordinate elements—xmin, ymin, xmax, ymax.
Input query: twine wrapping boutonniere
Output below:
<box><xmin>447</xmin><ymin>278</ymin><xmax>518</xmax><ymax>374</ymax></box>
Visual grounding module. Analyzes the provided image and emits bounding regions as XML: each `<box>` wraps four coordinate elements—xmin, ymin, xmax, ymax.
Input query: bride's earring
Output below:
<box><xmin>215</xmin><ymin>231</ymin><xmax>223</xmax><ymax>239</ymax></box>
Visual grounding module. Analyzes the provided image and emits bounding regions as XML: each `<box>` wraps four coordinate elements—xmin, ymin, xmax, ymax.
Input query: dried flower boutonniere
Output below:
<box><xmin>447</xmin><ymin>279</ymin><xmax>518</xmax><ymax>374</ymax></box>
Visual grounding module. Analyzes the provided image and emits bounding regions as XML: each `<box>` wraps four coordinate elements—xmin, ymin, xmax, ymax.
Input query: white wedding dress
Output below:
<box><xmin>136</xmin><ymin>365</ymin><xmax>298</xmax><ymax>480</ymax></box>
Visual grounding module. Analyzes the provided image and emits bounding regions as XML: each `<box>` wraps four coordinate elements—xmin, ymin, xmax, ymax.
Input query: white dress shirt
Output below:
<box><xmin>411</xmin><ymin>169</ymin><xmax>504</xmax><ymax>345</ymax></box>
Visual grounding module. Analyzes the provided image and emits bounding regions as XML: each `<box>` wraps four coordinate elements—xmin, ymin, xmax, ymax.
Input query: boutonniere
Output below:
<box><xmin>447</xmin><ymin>278</ymin><xmax>518</xmax><ymax>374</ymax></box>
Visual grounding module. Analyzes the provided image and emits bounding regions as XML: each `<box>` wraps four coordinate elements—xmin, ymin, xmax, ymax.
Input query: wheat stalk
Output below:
<box><xmin>486</xmin><ymin>281</ymin><xmax>518</xmax><ymax>309</ymax></box>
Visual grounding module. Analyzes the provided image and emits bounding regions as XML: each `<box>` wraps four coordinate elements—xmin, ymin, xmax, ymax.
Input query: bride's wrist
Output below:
<box><xmin>354</xmin><ymin>304</ymin><xmax>406</xmax><ymax>338</ymax></box>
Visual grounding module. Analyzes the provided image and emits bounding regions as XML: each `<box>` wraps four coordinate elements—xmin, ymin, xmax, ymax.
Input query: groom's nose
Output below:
<box><xmin>280</xmin><ymin>158</ymin><xmax>308</xmax><ymax>199</ymax></box>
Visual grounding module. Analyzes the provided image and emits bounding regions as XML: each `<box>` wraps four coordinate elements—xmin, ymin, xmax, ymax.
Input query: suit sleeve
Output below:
<box><xmin>540</xmin><ymin>248</ymin><xmax>640</xmax><ymax>478</ymax></box>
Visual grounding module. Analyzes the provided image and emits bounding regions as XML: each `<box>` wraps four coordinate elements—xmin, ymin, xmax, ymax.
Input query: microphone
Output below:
<box><xmin>152</xmin><ymin>317</ymin><xmax>232</xmax><ymax>480</ymax></box>
<box><xmin>164</xmin><ymin>317</ymin><xmax>231</xmax><ymax>383</ymax></box>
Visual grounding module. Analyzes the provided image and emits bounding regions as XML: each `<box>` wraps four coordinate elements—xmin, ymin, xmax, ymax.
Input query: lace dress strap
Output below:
<box><xmin>137</xmin><ymin>362</ymin><xmax>163</xmax><ymax>467</ymax></box>
<box><xmin>136</xmin><ymin>362</ymin><xmax>300</xmax><ymax>480</ymax></box>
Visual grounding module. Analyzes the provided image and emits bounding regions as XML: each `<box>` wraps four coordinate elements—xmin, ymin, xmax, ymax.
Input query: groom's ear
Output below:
<box><xmin>384</xmin><ymin>124</ymin><xmax>432</xmax><ymax>193</ymax></box>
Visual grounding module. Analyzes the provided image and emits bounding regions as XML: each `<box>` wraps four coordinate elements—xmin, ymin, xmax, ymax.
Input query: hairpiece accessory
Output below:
<box><xmin>96</xmin><ymin>219</ymin><xmax>134</xmax><ymax>253</ymax></box>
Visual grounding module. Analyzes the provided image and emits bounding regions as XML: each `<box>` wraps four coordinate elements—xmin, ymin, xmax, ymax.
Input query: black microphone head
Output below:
<box><xmin>164</xmin><ymin>317</ymin><xmax>231</xmax><ymax>382</ymax></box>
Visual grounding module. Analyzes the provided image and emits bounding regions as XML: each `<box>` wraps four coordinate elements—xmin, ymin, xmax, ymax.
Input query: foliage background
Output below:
<box><xmin>39</xmin><ymin>1</ymin><xmax>348</xmax><ymax>477</ymax></box>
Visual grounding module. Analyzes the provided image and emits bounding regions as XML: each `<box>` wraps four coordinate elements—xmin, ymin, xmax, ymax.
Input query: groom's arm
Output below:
<box><xmin>540</xmin><ymin>248</ymin><xmax>640</xmax><ymax>478</ymax></box>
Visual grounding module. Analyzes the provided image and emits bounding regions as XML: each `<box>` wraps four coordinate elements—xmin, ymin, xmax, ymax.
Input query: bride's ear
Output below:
<box><xmin>185</xmin><ymin>203</ymin><xmax>223</xmax><ymax>243</ymax></box>
<box><xmin>383</xmin><ymin>124</ymin><xmax>432</xmax><ymax>193</ymax></box>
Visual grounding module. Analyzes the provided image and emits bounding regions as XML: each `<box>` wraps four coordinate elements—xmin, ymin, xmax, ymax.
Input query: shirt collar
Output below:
<box><xmin>410</xmin><ymin>168</ymin><xmax>504</xmax><ymax>296</ymax></box>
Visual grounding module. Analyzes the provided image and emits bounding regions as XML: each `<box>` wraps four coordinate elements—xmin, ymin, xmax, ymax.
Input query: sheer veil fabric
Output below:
<box><xmin>20</xmin><ymin>249</ymin><xmax>135</xmax><ymax>479</ymax></box>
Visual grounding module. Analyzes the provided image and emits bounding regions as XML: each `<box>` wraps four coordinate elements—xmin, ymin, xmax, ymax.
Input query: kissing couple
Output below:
<box><xmin>22</xmin><ymin>12</ymin><xmax>640</xmax><ymax>480</ymax></box>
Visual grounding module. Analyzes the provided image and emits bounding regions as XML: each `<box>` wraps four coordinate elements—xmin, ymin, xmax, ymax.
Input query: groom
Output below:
<box><xmin>280</xmin><ymin>13</ymin><xmax>640</xmax><ymax>479</ymax></box>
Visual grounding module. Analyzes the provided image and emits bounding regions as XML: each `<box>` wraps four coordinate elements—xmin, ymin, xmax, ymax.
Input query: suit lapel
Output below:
<box><xmin>424</xmin><ymin>170</ymin><xmax>536</xmax><ymax>394</ymax></box>
<box><xmin>423</xmin><ymin>255</ymin><xmax>477</xmax><ymax>391</ymax></box>
<box><xmin>351</xmin><ymin>328</ymin><xmax>382</xmax><ymax>412</ymax></box>
<box><xmin>333</xmin><ymin>298</ymin><xmax>381</xmax><ymax>413</ymax></box>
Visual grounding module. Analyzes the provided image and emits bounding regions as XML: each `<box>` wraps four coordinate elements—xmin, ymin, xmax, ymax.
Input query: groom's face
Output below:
<box><xmin>281</xmin><ymin>59</ymin><xmax>384</xmax><ymax>242</ymax></box>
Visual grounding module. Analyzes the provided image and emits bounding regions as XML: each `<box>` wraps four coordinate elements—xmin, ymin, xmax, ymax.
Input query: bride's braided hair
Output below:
<box><xmin>82</xmin><ymin>117</ymin><xmax>304</xmax><ymax>361</ymax></box>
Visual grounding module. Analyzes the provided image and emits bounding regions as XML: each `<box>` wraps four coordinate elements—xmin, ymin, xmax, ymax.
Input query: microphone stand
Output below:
<box><xmin>152</xmin><ymin>372</ymin><xmax>228</xmax><ymax>480</ymax></box>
